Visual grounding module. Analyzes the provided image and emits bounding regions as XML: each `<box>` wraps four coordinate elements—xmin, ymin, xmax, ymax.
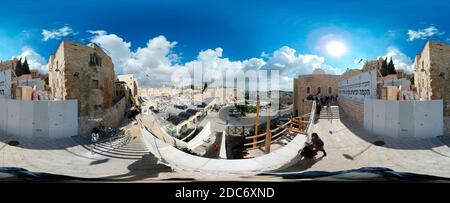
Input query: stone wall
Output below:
<box><xmin>446</xmin><ymin>117</ymin><xmax>450</xmax><ymax>134</ymax></box>
<box><xmin>49</xmin><ymin>41</ymin><xmax>116</xmax><ymax>117</ymax></box>
<box><xmin>414</xmin><ymin>41</ymin><xmax>450</xmax><ymax>134</ymax></box>
<box><xmin>78</xmin><ymin>95</ymin><xmax>128</xmax><ymax>135</ymax></box>
<box><xmin>338</xmin><ymin>98</ymin><xmax>364</xmax><ymax>127</ymax></box>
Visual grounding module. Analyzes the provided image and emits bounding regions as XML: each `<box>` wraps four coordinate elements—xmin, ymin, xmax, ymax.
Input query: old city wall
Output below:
<box><xmin>338</xmin><ymin>98</ymin><xmax>364</xmax><ymax>127</ymax></box>
<box><xmin>60</xmin><ymin>42</ymin><xmax>116</xmax><ymax>116</ymax></box>
<box><xmin>78</xmin><ymin>95</ymin><xmax>128</xmax><ymax>135</ymax></box>
<box><xmin>429</xmin><ymin>42</ymin><xmax>450</xmax><ymax>133</ymax></box>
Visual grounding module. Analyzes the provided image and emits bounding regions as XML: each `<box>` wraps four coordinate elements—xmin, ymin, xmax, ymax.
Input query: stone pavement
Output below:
<box><xmin>2</xmin><ymin>106</ymin><xmax>450</xmax><ymax>181</ymax></box>
<box><xmin>277</xmin><ymin>106</ymin><xmax>450</xmax><ymax>178</ymax></box>
<box><xmin>0</xmin><ymin>119</ymin><xmax>171</xmax><ymax>180</ymax></box>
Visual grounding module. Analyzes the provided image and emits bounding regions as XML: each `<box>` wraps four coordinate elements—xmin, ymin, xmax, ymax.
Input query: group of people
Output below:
<box><xmin>90</xmin><ymin>126</ymin><xmax>117</xmax><ymax>144</ymax></box>
<box><xmin>313</xmin><ymin>94</ymin><xmax>337</xmax><ymax>115</ymax></box>
<box><xmin>301</xmin><ymin>132</ymin><xmax>327</xmax><ymax>159</ymax></box>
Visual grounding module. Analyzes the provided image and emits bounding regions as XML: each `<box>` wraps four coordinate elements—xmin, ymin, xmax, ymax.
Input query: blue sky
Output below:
<box><xmin>1</xmin><ymin>0</ymin><xmax>449</xmax><ymax>89</ymax></box>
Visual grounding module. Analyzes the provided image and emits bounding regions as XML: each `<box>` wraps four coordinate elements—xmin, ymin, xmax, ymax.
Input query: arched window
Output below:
<box><xmin>328</xmin><ymin>87</ymin><xmax>332</xmax><ymax>94</ymax></box>
<box><xmin>306</xmin><ymin>86</ymin><xmax>310</xmax><ymax>94</ymax></box>
<box><xmin>317</xmin><ymin>87</ymin><xmax>321</xmax><ymax>94</ymax></box>
<box><xmin>89</xmin><ymin>53</ymin><xmax>102</xmax><ymax>66</ymax></box>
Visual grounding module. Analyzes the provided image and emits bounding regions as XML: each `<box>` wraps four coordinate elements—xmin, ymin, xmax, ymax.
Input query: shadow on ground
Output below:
<box><xmin>98</xmin><ymin>154</ymin><xmax>172</xmax><ymax>181</ymax></box>
<box><xmin>273</xmin><ymin>156</ymin><xmax>324</xmax><ymax>173</ymax></box>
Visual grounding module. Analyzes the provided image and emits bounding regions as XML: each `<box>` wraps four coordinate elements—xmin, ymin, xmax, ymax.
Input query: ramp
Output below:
<box><xmin>139</xmin><ymin>102</ymin><xmax>316</xmax><ymax>173</ymax></box>
<box><xmin>140</xmin><ymin>123</ymin><xmax>307</xmax><ymax>172</ymax></box>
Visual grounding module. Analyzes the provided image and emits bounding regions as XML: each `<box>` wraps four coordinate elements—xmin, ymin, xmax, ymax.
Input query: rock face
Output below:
<box><xmin>48</xmin><ymin>41</ymin><xmax>116</xmax><ymax>117</ymax></box>
<box><xmin>414</xmin><ymin>41</ymin><xmax>450</xmax><ymax>133</ymax></box>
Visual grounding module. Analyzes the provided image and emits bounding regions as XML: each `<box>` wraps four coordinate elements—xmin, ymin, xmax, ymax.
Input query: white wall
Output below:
<box><xmin>364</xmin><ymin>99</ymin><xmax>443</xmax><ymax>139</ymax></box>
<box><xmin>338</xmin><ymin>69</ymin><xmax>377</xmax><ymax>103</ymax></box>
<box><xmin>0</xmin><ymin>99</ymin><xmax>78</xmax><ymax>138</ymax></box>
<box><xmin>0</xmin><ymin>70</ymin><xmax>12</xmax><ymax>99</ymax></box>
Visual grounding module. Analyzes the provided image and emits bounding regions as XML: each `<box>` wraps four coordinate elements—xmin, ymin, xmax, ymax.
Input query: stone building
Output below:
<box><xmin>361</xmin><ymin>58</ymin><xmax>384</xmax><ymax>72</ymax></box>
<box><xmin>48</xmin><ymin>41</ymin><xmax>117</xmax><ymax>116</ymax></box>
<box><xmin>293</xmin><ymin>68</ymin><xmax>340</xmax><ymax>116</ymax></box>
<box><xmin>413</xmin><ymin>41</ymin><xmax>450</xmax><ymax>133</ymax></box>
<box><xmin>0</xmin><ymin>58</ymin><xmax>20</xmax><ymax>72</ymax></box>
<box><xmin>340</xmin><ymin>69</ymin><xmax>362</xmax><ymax>80</ymax></box>
<box><xmin>117</xmin><ymin>74</ymin><xmax>139</xmax><ymax>97</ymax></box>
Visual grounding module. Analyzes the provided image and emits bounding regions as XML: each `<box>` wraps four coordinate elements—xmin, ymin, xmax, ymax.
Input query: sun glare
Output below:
<box><xmin>326</xmin><ymin>41</ymin><xmax>347</xmax><ymax>57</ymax></box>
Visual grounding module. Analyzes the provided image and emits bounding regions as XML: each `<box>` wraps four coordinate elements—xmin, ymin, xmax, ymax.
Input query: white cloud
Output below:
<box><xmin>87</xmin><ymin>31</ymin><xmax>341</xmax><ymax>90</ymax></box>
<box><xmin>89</xmin><ymin>31</ymin><xmax>180</xmax><ymax>87</ymax></box>
<box><xmin>262</xmin><ymin>46</ymin><xmax>341</xmax><ymax>78</ymax></box>
<box><xmin>379</xmin><ymin>46</ymin><xmax>413</xmax><ymax>73</ymax></box>
<box><xmin>42</xmin><ymin>26</ymin><xmax>73</xmax><ymax>41</ymax></box>
<box><xmin>88</xmin><ymin>30</ymin><xmax>132</xmax><ymax>68</ymax></box>
<box><xmin>13</xmin><ymin>46</ymin><xmax>48</xmax><ymax>73</ymax></box>
<box><xmin>407</xmin><ymin>26</ymin><xmax>444</xmax><ymax>41</ymax></box>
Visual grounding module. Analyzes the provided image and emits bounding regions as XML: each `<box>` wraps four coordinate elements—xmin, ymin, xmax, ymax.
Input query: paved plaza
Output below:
<box><xmin>1</xmin><ymin>105</ymin><xmax>450</xmax><ymax>180</ymax></box>
<box><xmin>279</xmin><ymin>106</ymin><xmax>450</xmax><ymax>178</ymax></box>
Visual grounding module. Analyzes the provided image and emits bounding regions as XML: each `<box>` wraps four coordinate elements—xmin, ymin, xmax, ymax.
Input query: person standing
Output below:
<box><xmin>316</xmin><ymin>102</ymin><xmax>322</xmax><ymax>115</ymax></box>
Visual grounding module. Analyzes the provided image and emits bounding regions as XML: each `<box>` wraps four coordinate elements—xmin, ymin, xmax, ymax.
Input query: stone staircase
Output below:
<box><xmin>318</xmin><ymin>105</ymin><xmax>340</xmax><ymax>120</ymax></box>
<box><xmin>72</xmin><ymin>134</ymin><xmax>150</xmax><ymax>160</ymax></box>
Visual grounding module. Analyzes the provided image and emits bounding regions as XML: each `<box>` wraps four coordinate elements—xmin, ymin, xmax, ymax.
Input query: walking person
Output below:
<box><xmin>311</xmin><ymin>133</ymin><xmax>327</xmax><ymax>157</ymax></box>
<box><xmin>316</xmin><ymin>102</ymin><xmax>322</xmax><ymax>115</ymax></box>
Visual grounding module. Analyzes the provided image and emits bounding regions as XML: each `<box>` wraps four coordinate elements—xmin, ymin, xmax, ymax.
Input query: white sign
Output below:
<box><xmin>338</xmin><ymin>69</ymin><xmax>376</xmax><ymax>102</ymax></box>
<box><xmin>0</xmin><ymin>70</ymin><xmax>11</xmax><ymax>99</ymax></box>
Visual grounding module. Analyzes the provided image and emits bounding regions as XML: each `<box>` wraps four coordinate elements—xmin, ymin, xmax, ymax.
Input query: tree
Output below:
<box><xmin>22</xmin><ymin>58</ymin><xmax>31</xmax><ymax>75</ymax></box>
<box><xmin>14</xmin><ymin>57</ymin><xmax>31</xmax><ymax>77</ymax></box>
<box><xmin>387</xmin><ymin>58</ymin><xmax>396</xmax><ymax>75</ymax></box>
<box><xmin>15</xmin><ymin>58</ymin><xmax>23</xmax><ymax>76</ymax></box>
<box><xmin>380</xmin><ymin>58</ymin><xmax>388</xmax><ymax>76</ymax></box>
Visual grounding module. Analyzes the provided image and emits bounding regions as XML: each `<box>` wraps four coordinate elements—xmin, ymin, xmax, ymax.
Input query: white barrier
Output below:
<box><xmin>187</xmin><ymin>121</ymin><xmax>211</xmax><ymax>149</ymax></box>
<box><xmin>364</xmin><ymin>99</ymin><xmax>443</xmax><ymax>139</ymax></box>
<box><xmin>0</xmin><ymin>99</ymin><xmax>78</xmax><ymax>138</ymax></box>
<box><xmin>139</xmin><ymin>101</ymin><xmax>316</xmax><ymax>172</ymax></box>
<box><xmin>219</xmin><ymin>130</ymin><xmax>227</xmax><ymax>159</ymax></box>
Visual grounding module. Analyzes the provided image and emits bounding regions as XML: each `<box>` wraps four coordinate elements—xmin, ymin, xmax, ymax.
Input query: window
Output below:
<box><xmin>306</xmin><ymin>86</ymin><xmax>310</xmax><ymax>94</ymax></box>
<box><xmin>89</xmin><ymin>53</ymin><xmax>102</xmax><ymax>66</ymax></box>
<box><xmin>91</xmin><ymin>79</ymin><xmax>99</xmax><ymax>89</ymax></box>
<box><xmin>328</xmin><ymin>87</ymin><xmax>332</xmax><ymax>94</ymax></box>
<box><xmin>317</xmin><ymin>87</ymin><xmax>321</xmax><ymax>94</ymax></box>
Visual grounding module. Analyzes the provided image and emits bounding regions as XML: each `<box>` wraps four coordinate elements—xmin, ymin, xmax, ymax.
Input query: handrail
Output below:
<box><xmin>243</xmin><ymin>128</ymin><xmax>288</xmax><ymax>147</ymax></box>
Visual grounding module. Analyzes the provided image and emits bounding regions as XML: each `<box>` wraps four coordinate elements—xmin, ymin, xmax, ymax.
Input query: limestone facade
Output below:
<box><xmin>0</xmin><ymin>58</ymin><xmax>21</xmax><ymax>72</ymax></box>
<box><xmin>48</xmin><ymin>41</ymin><xmax>117</xmax><ymax>116</ymax></box>
<box><xmin>293</xmin><ymin>69</ymin><xmax>340</xmax><ymax>116</ymax></box>
<box><xmin>361</xmin><ymin>58</ymin><xmax>384</xmax><ymax>72</ymax></box>
<box><xmin>338</xmin><ymin>98</ymin><xmax>364</xmax><ymax>126</ymax></box>
<box><xmin>117</xmin><ymin>74</ymin><xmax>139</xmax><ymax>97</ymax></box>
<box><xmin>413</xmin><ymin>41</ymin><xmax>450</xmax><ymax>133</ymax></box>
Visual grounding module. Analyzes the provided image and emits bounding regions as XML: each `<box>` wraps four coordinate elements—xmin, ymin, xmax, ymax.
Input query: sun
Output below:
<box><xmin>326</xmin><ymin>41</ymin><xmax>347</xmax><ymax>57</ymax></box>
